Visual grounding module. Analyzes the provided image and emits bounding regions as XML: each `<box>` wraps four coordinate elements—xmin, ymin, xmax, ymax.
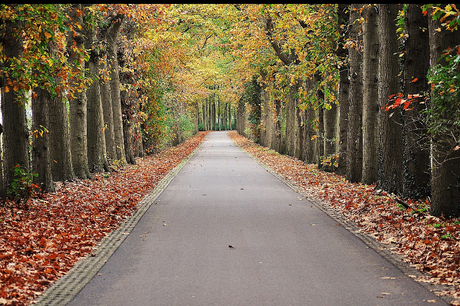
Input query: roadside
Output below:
<box><xmin>0</xmin><ymin>132</ymin><xmax>208</xmax><ymax>306</ymax></box>
<box><xmin>228</xmin><ymin>131</ymin><xmax>460</xmax><ymax>306</ymax></box>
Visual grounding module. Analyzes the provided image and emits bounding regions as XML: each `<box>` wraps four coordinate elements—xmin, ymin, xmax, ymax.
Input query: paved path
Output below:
<box><xmin>66</xmin><ymin>131</ymin><xmax>446</xmax><ymax>306</ymax></box>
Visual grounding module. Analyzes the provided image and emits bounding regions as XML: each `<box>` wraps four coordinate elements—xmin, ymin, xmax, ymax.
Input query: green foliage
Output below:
<box><xmin>0</xmin><ymin>4</ymin><xmax>90</xmax><ymax>106</ymax></box>
<box><xmin>7</xmin><ymin>164</ymin><xmax>41</xmax><ymax>209</ymax></box>
<box><xmin>241</xmin><ymin>76</ymin><xmax>262</xmax><ymax>141</ymax></box>
<box><xmin>426</xmin><ymin>50</ymin><xmax>460</xmax><ymax>149</ymax></box>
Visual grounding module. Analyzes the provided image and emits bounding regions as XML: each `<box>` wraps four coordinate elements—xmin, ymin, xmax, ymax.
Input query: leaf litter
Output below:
<box><xmin>0</xmin><ymin>132</ymin><xmax>208</xmax><ymax>306</ymax></box>
<box><xmin>228</xmin><ymin>131</ymin><xmax>460</xmax><ymax>305</ymax></box>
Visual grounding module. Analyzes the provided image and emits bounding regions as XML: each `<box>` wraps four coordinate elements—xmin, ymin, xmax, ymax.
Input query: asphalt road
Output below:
<box><xmin>67</xmin><ymin>131</ymin><xmax>447</xmax><ymax>306</ymax></box>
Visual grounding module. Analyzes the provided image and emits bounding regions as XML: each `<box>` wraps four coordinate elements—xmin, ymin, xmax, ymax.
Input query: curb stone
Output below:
<box><xmin>233</xmin><ymin>138</ymin><xmax>457</xmax><ymax>306</ymax></box>
<box><xmin>34</xmin><ymin>143</ymin><xmax>203</xmax><ymax>306</ymax></box>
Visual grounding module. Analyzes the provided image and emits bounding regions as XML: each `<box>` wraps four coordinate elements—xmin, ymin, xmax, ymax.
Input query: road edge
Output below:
<box><xmin>229</xmin><ymin>132</ymin><xmax>457</xmax><ymax>306</ymax></box>
<box><xmin>34</xmin><ymin>141</ymin><xmax>204</xmax><ymax>306</ymax></box>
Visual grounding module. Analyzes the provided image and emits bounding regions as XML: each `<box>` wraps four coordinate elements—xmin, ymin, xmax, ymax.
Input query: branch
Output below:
<box><xmin>264</xmin><ymin>17</ymin><xmax>292</xmax><ymax>66</ymax></box>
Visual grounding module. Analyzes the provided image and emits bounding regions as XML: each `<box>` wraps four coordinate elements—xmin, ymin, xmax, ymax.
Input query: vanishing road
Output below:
<box><xmin>66</xmin><ymin>131</ymin><xmax>446</xmax><ymax>305</ymax></box>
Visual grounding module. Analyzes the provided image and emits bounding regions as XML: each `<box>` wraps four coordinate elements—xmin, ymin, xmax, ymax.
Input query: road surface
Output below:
<box><xmin>67</xmin><ymin>131</ymin><xmax>446</xmax><ymax>306</ymax></box>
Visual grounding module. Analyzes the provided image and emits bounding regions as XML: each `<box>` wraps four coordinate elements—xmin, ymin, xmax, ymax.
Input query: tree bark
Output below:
<box><xmin>49</xmin><ymin>93</ymin><xmax>74</xmax><ymax>181</ymax></box>
<box><xmin>377</xmin><ymin>4</ymin><xmax>404</xmax><ymax>195</ymax></box>
<box><xmin>336</xmin><ymin>4</ymin><xmax>350</xmax><ymax>176</ymax></box>
<box><xmin>32</xmin><ymin>87</ymin><xmax>54</xmax><ymax>192</ymax></box>
<box><xmin>69</xmin><ymin>5</ymin><xmax>91</xmax><ymax>179</ymax></box>
<box><xmin>403</xmin><ymin>4</ymin><xmax>431</xmax><ymax>200</ymax></box>
<box><xmin>86</xmin><ymin>22</ymin><xmax>110</xmax><ymax>173</ymax></box>
<box><xmin>346</xmin><ymin>4</ymin><xmax>363</xmax><ymax>183</ymax></box>
<box><xmin>107</xmin><ymin>16</ymin><xmax>127</xmax><ymax>165</ymax></box>
<box><xmin>428</xmin><ymin>6</ymin><xmax>460</xmax><ymax>217</ymax></box>
<box><xmin>1</xmin><ymin>18</ymin><xmax>30</xmax><ymax>193</ymax></box>
<box><xmin>304</xmin><ymin>77</ymin><xmax>318</xmax><ymax>164</ymax></box>
<box><xmin>285</xmin><ymin>84</ymin><xmax>298</xmax><ymax>157</ymax></box>
<box><xmin>99</xmin><ymin>39</ymin><xmax>117</xmax><ymax>161</ymax></box>
<box><xmin>362</xmin><ymin>4</ymin><xmax>380</xmax><ymax>185</ymax></box>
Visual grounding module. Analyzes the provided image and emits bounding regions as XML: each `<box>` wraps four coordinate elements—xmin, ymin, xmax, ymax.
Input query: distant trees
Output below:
<box><xmin>0</xmin><ymin>4</ymin><xmax>197</xmax><ymax>201</ymax></box>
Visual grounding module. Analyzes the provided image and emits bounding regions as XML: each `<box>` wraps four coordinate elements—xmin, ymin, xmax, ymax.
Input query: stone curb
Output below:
<box><xmin>34</xmin><ymin>143</ymin><xmax>202</xmax><ymax>306</ymax></box>
<box><xmin>234</xmin><ymin>140</ymin><xmax>457</xmax><ymax>306</ymax></box>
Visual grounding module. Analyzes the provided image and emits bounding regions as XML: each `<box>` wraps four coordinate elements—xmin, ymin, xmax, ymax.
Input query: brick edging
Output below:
<box><xmin>34</xmin><ymin>144</ymin><xmax>202</xmax><ymax>306</ymax></box>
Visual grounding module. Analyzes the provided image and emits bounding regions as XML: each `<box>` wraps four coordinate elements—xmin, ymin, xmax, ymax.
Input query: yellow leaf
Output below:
<box><xmin>44</xmin><ymin>32</ymin><xmax>52</xmax><ymax>39</ymax></box>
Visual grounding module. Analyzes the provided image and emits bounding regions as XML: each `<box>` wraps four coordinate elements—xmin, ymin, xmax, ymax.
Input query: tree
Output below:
<box><xmin>49</xmin><ymin>85</ymin><xmax>75</xmax><ymax>181</ymax></box>
<box><xmin>377</xmin><ymin>4</ymin><xmax>404</xmax><ymax>195</ymax></box>
<box><xmin>361</xmin><ymin>4</ymin><xmax>379</xmax><ymax>185</ymax></box>
<box><xmin>85</xmin><ymin>15</ymin><xmax>110</xmax><ymax>173</ymax></box>
<box><xmin>119</xmin><ymin>20</ymin><xmax>137</xmax><ymax>164</ymax></box>
<box><xmin>32</xmin><ymin>86</ymin><xmax>54</xmax><ymax>192</ymax></box>
<box><xmin>427</xmin><ymin>5</ymin><xmax>460</xmax><ymax>217</ymax></box>
<box><xmin>346</xmin><ymin>4</ymin><xmax>363</xmax><ymax>183</ymax></box>
<box><xmin>98</xmin><ymin>25</ymin><xmax>117</xmax><ymax>161</ymax></box>
<box><xmin>336</xmin><ymin>3</ymin><xmax>350</xmax><ymax>176</ymax></box>
<box><xmin>69</xmin><ymin>4</ymin><xmax>91</xmax><ymax>179</ymax></box>
<box><xmin>1</xmin><ymin>14</ymin><xmax>29</xmax><ymax>193</ymax></box>
<box><xmin>107</xmin><ymin>15</ymin><xmax>127</xmax><ymax>164</ymax></box>
<box><xmin>402</xmin><ymin>4</ymin><xmax>431</xmax><ymax>199</ymax></box>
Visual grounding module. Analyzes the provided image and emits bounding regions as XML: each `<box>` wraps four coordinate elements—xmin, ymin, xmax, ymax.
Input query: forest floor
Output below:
<box><xmin>227</xmin><ymin>131</ymin><xmax>460</xmax><ymax>305</ymax></box>
<box><xmin>0</xmin><ymin>131</ymin><xmax>208</xmax><ymax>306</ymax></box>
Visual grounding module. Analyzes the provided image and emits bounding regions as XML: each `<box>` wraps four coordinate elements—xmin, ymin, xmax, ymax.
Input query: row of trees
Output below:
<box><xmin>0</xmin><ymin>4</ymin><xmax>210</xmax><ymax>199</ymax></box>
<box><xmin>1</xmin><ymin>4</ymin><xmax>459</xmax><ymax>218</ymax></box>
<box><xmin>231</xmin><ymin>4</ymin><xmax>460</xmax><ymax>217</ymax></box>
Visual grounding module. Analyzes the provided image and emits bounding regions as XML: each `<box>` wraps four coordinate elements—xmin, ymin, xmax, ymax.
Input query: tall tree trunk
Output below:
<box><xmin>99</xmin><ymin>43</ymin><xmax>116</xmax><ymax>161</ymax></box>
<box><xmin>304</xmin><ymin>77</ymin><xmax>318</xmax><ymax>164</ymax></box>
<box><xmin>428</xmin><ymin>6</ymin><xmax>460</xmax><ymax>217</ymax></box>
<box><xmin>48</xmin><ymin>6</ymin><xmax>76</xmax><ymax>182</ymax></box>
<box><xmin>377</xmin><ymin>4</ymin><xmax>404</xmax><ymax>195</ymax></box>
<box><xmin>336</xmin><ymin>3</ymin><xmax>350</xmax><ymax>176</ymax></box>
<box><xmin>2</xmin><ymin>18</ymin><xmax>30</xmax><ymax>193</ymax></box>
<box><xmin>69</xmin><ymin>4</ymin><xmax>91</xmax><ymax>179</ymax></box>
<box><xmin>362</xmin><ymin>4</ymin><xmax>380</xmax><ymax>185</ymax></box>
<box><xmin>323</xmin><ymin>102</ymin><xmax>338</xmax><ymax>171</ymax></box>
<box><xmin>107</xmin><ymin>16</ymin><xmax>127</xmax><ymax>165</ymax></box>
<box><xmin>119</xmin><ymin>20</ymin><xmax>136</xmax><ymax>164</ymax></box>
<box><xmin>285</xmin><ymin>84</ymin><xmax>298</xmax><ymax>157</ymax></box>
<box><xmin>49</xmin><ymin>94</ymin><xmax>74</xmax><ymax>181</ymax></box>
<box><xmin>403</xmin><ymin>4</ymin><xmax>431</xmax><ymax>200</ymax></box>
<box><xmin>86</xmin><ymin>22</ymin><xmax>109</xmax><ymax>173</ymax></box>
<box><xmin>346</xmin><ymin>3</ymin><xmax>363</xmax><ymax>183</ymax></box>
<box><xmin>32</xmin><ymin>87</ymin><xmax>54</xmax><ymax>192</ymax></box>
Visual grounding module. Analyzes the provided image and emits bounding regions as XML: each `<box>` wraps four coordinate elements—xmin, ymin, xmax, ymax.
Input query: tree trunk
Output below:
<box><xmin>86</xmin><ymin>18</ymin><xmax>109</xmax><ymax>173</ymax></box>
<box><xmin>304</xmin><ymin>77</ymin><xmax>318</xmax><ymax>164</ymax></box>
<box><xmin>362</xmin><ymin>4</ymin><xmax>380</xmax><ymax>185</ymax></box>
<box><xmin>377</xmin><ymin>4</ymin><xmax>404</xmax><ymax>195</ymax></box>
<box><xmin>428</xmin><ymin>6</ymin><xmax>460</xmax><ymax>217</ymax></box>
<box><xmin>346</xmin><ymin>4</ymin><xmax>363</xmax><ymax>183</ymax></box>
<box><xmin>2</xmin><ymin>18</ymin><xmax>30</xmax><ymax>193</ymax></box>
<box><xmin>32</xmin><ymin>87</ymin><xmax>54</xmax><ymax>192</ymax></box>
<box><xmin>69</xmin><ymin>4</ymin><xmax>91</xmax><ymax>179</ymax></box>
<box><xmin>99</xmin><ymin>45</ymin><xmax>116</xmax><ymax>161</ymax></box>
<box><xmin>49</xmin><ymin>94</ymin><xmax>74</xmax><ymax>181</ymax></box>
<box><xmin>336</xmin><ymin>3</ymin><xmax>350</xmax><ymax>176</ymax></box>
<box><xmin>285</xmin><ymin>84</ymin><xmax>298</xmax><ymax>157</ymax></box>
<box><xmin>403</xmin><ymin>4</ymin><xmax>431</xmax><ymax>200</ymax></box>
<box><xmin>323</xmin><ymin>101</ymin><xmax>338</xmax><ymax>171</ymax></box>
<box><xmin>107</xmin><ymin>16</ymin><xmax>127</xmax><ymax>165</ymax></box>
